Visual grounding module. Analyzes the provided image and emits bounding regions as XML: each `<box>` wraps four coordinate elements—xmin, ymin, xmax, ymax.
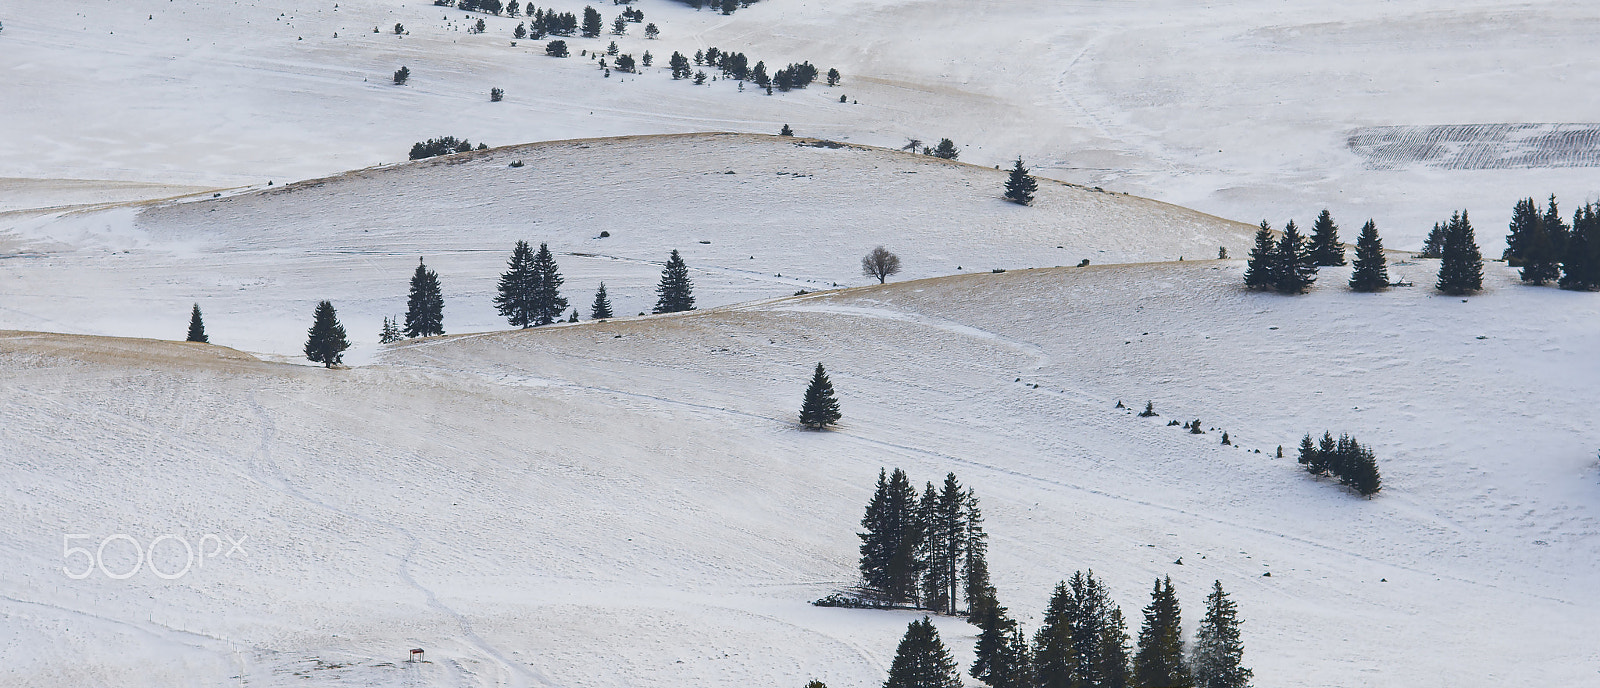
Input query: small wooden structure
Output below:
<box><xmin>409</xmin><ymin>648</ymin><xmax>425</xmax><ymax>663</ymax></box>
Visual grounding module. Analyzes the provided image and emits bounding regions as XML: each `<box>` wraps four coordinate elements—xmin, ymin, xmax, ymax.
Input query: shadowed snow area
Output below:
<box><xmin>3</xmin><ymin>261</ymin><xmax>1598</xmax><ymax>687</ymax></box>
<box><xmin>0</xmin><ymin>134</ymin><xmax>1251</xmax><ymax>363</ymax></box>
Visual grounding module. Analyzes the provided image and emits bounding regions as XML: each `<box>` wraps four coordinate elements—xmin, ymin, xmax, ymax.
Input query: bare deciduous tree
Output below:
<box><xmin>861</xmin><ymin>246</ymin><xmax>902</xmax><ymax>284</ymax></box>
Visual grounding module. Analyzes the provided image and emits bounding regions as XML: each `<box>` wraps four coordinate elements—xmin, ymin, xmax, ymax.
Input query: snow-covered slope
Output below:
<box><xmin>4</xmin><ymin>260</ymin><xmax>1597</xmax><ymax>687</ymax></box>
<box><xmin>0</xmin><ymin>133</ymin><xmax>1251</xmax><ymax>362</ymax></box>
<box><xmin>3</xmin><ymin>0</ymin><xmax>1598</xmax><ymax>246</ymax></box>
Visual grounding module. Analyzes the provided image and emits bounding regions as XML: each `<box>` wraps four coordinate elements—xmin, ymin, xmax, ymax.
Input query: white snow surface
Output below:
<box><xmin>3</xmin><ymin>260</ymin><xmax>1599</xmax><ymax>687</ymax></box>
<box><xmin>4</xmin><ymin>0</ymin><xmax>1600</xmax><ymax>247</ymax></box>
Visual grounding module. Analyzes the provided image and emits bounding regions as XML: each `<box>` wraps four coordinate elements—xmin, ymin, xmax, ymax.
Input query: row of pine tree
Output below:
<box><xmin>1498</xmin><ymin>196</ymin><xmax>1600</xmax><ymax>290</ymax></box>
<box><xmin>1245</xmin><ymin>209</ymin><xmax>1482</xmax><ymax>294</ymax></box>
<box><xmin>1296</xmin><ymin>432</ymin><xmax>1382</xmax><ymax>496</ymax></box>
<box><xmin>856</xmin><ymin>469</ymin><xmax>991</xmax><ymax>614</ymax></box>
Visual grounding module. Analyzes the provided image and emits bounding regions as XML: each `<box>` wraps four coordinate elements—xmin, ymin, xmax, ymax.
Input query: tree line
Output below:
<box><xmin>1500</xmin><ymin>195</ymin><xmax>1600</xmax><ymax>290</ymax></box>
<box><xmin>1245</xmin><ymin>208</ymin><xmax>1483</xmax><ymax>294</ymax></box>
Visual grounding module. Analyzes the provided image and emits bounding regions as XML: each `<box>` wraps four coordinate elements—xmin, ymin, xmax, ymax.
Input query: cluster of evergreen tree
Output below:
<box><xmin>920</xmin><ymin>139</ymin><xmax>959</xmax><ymax>160</ymax></box>
<box><xmin>409</xmin><ymin>136</ymin><xmax>484</xmax><ymax>160</ymax></box>
<box><xmin>513</xmin><ymin>6</ymin><xmax>579</xmax><ymax>38</ymax></box>
<box><xmin>448</xmin><ymin>0</ymin><xmax>506</xmax><ymax>15</ymax></box>
<box><xmin>665</xmin><ymin>46</ymin><xmax>830</xmax><ymax>93</ymax></box>
<box><xmin>495</xmin><ymin>241</ymin><xmax>568</xmax><ymax>327</ymax></box>
<box><xmin>1296</xmin><ymin>432</ymin><xmax>1382</xmax><ymax>496</ymax></box>
<box><xmin>1243</xmin><ymin>220</ymin><xmax>1316</xmax><ymax>294</ymax></box>
<box><xmin>1503</xmin><ymin>196</ymin><xmax>1600</xmax><ymax>290</ymax></box>
<box><xmin>857</xmin><ymin>470</ymin><xmax>991</xmax><ymax>615</ymax></box>
<box><xmin>678</xmin><ymin>0</ymin><xmax>762</xmax><ymax>15</ymax></box>
<box><xmin>891</xmin><ymin>574</ymin><xmax>1252</xmax><ymax>688</ymax></box>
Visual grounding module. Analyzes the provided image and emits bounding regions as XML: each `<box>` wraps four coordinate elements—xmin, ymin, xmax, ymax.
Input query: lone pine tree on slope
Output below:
<box><xmin>653</xmin><ymin>249</ymin><xmax>696</xmax><ymax>313</ymax></box>
<box><xmin>1347</xmin><ymin>220</ymin><xmax>1389</xmax><ymax>292</ymax></box>
<box><xmin>404</xmin><ymin>257</ymin><xmax>445</xmax><ymax>337</ymax></box>
<box><xmin>529</xmin><ymin>242</ymin><xmax>569</xmax><ymax>325</ymax></box>
<box><xmin>884</xmin><ymin>618</ymin><xmax>962</xmax><ymax>688</ymax></box>
<box><xmin>1004</xmin><ymin>157</ymin><xmax>1037</xmax><ymax>205</ymax></box>
<box><xmin>186</xmin><ymin>304</ymin><xmax>208</xmax><ymax>343</ymax></box>
<box><xmin>1191</xmin><ymin>581</ymin><xmax>1251</xmax><ymax>688</ymax></box>
<box><xmin>800</xmin><ymin>363</ymin><xmax>842</xmax><ymax>428</ymax></box>
<box><xmin>304</xmin><ymin>301</ymin><xmax>350</xmax><ymax>368</ymax></box>
<box><xmin>590</xmin><ymin>282</ymin><xmax>613</xmax><ymax>319</ymax></box>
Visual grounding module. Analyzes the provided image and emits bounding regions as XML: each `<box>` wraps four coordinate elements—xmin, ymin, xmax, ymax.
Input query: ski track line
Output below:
<box><xmin>243</xmin><ymin>392</ymin><xmax>547</xmax><ymax>688</ymax></box>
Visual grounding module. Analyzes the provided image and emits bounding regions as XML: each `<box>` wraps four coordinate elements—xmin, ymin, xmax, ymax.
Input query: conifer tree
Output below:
<box><xmin>963</xmin><ymin>495</ymin><xmax>995</xmax><ymax>619</ymax></box>
<box><xmin>1101</xmin><ymin>606</ymin><xmax>1134</xmax><ymax>688</ymax></box>
<box><xmin>800</xmin><ymin>363</ymin><xmax>842</xmax><ymax>429</ymax></box>
<box><xmin>186</xmin><ymin>304</ymin><xmax>208</xmax><ymax>343</ymax></box>
<box><xmin>1318</xmin><ymin>432</ymin><xmax>1339</xmax><ymax>476</ymax></box>
<box><xmin>379</xmin><ymin>316</ymin><xmax>402</xmax><ymax>344</ymax></box>
<box><xmin>1347</xmin><ymin>445</ymin><xmax>1383</xmax><ymax>497</ymax></box>
<box><xmin>1561</xmin><ymin>204</ymin><xmax>1600</xmax><ymax>290</ymax></box>
<box><xmin>1504</xmin><ymin>197</ymin><xmax>1539</xmax><ymax>267</ymax></box>
<box><xmin>860</xmin><ymin>468</ymin><xmax>923</xmax><ymax>603</ymax></box>
<box><xmin>590</xmin><ymin>282</ymin><xmax>614</xmax><ymax>319</ymax></box>
<box><xmin>1518</xmin><ymin>198</ymin><xmax>1561</xmax><ymax>285</ymax></box>
<box><xmin>1435</xmin><ymin>210</ymin><xmax>1483</xmax><ymax>295</ymax></box>
<box><xmin>1347</xmin><ymin>220</ymin><xmax>1389</xmax><ymax>292</ymax></box>
<box><xmin>495</xmin><ymin>240</ymin><xmax>539</xmax><ymax>327</ymax></box>
<box><xmin>972</xmin><ymin>604</ymin><xmax>1034</xmax><ymax>688</ymax></box>
<box><xmin>921</xmin><ymin>474</ymin><xmax>969</xmax><ymax>615</ymax></box>
<box><xmin>304</xmin><ymin>300</ymin><xmax>350</xmax><ymax>368</ymax></box>
<box><xmin>1296</xmin><ymin>434</ymin><xmax>1318</xmax><ymax>474</ymax></box>
<box><xmin>1544</xmin><ymin>195</ymin><xmax>1570</xmax><ymax>258</ymax></box>
<box><xmin>1190</xmin><ymin>581</ymin><xmax>1251</xmax><ymax>688</ymax></box>
<box><xmin>1243</xmin><ymin>222</ymin><xmax>1276</xmax><ymax>290</ymax></box>
<box><xmin>653</xmin><ymin>249</ymin><xmax>696</xmax><ymax>313</ymax></box>
<box><xmin>932</xmin><ymin>138</ymin><xmax>959</xmax><ymax>160</ymax></box>
<box><xmin>1004</xmin><ymin>157</ymin><xmax>1037</xmax><ymax>205</ymax></box>
<box><xmin>1308</xmin><ymin>209</ymin><xmax>1345</xmax><ymax>266</ymax></box>
<box><xmin>780</xmin><ymin>123</ymin><xmax>794</xmax><ymax>136</ymax></box>
<box><xmin>581</xmin><ymin>5</ymin><xmax>601</xmax><ymax>36</ymax></box>
<box><xmin>404</xmin><ymin>257</ymin><xmax>445</xmax><ymax>337</ymax></box>
<box><xmin>1420</xmin><ymin>222</ymin><xmax>1447</xmax><ymax>259</ymax></box>
<box><xmin>530</xmin><ymin>242</ymin><xmax>569</xmax><ymax>325</ymax></box>
<box><xmin>1132</xmin><ymin>577</ymin><xmax>1191</xmax><ymax>688</ymax></box>
<box><xmin>1033</xmin><ymin>580</ymin><xmax>1076</xmax><ymax>688</ymax></box>
<box><xmin>883</xmin><ymin>618</ymin><xmax>962</xmax><ymax>688</ymax></box>
<box><xmin>1272</xmin><ymin>220</ymin><xmax>1316</xmax><ymax>294</ymax></box>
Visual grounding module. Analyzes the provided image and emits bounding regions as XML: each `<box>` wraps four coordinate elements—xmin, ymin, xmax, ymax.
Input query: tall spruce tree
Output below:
<box><xmin>1101</xmin><ymin>605</ymin><xmax>1134</xmax><ymax>688</ymax></box>
<box><xmin>404</xmin><ymin>257</ymin><xmax>445</xmax><ymax>337</ymax></box>
<box><xmin>1308</xmin><ymin>209</ymin><xmax>1345</xmax><ymax>266</ymax></box>
<box><xmin>1518</xmin><ymin>198</ymin><xmax>1561</xmax><ymax>285</ymax></box>
<box><xmin>1348</xmin><ymin>220</ymin><xmax>1389</xmax><ymax>292</ymax></box>
<box><xmin>1561</xmin><ymin>204</ymin><xmax>1600</xmax><ymax>290</ymax></box>
<box><xmin>1504</xmin><ymin>197</ymin><xmax>1540</xmax><ymax>267</ymax></box>
<box><xmin>883</xmin><ymin>618</ymin><xmax>962</xmax><ymax>688</ymax></box>
<box><xmin>529</xmin><ymin>242</ymin><xmax>568</xmax><ymax>325</ymax></box>
<box><xmin>186</xmin><ymin>304</ymin><xmax>208</xmax><ymax>343</ymax></box>
<box><xmin>1420</xmin><ymin>222</ymin><xmax>1447</xmax><ymax>259</ymax></box>
<box><xmin>1272</xmin><ymin>220</ymin><xmax>1316</xmax><ymax>294</ymax></box>
<box><xmin>1132</xmin><ymin>577</ymin><xmax>1191</xmax><ymax>688</ymax></box>
<box><xmin>1190</xmin><ymin>581</ymin><xmax>1251</xmax><ymax>688</ymax></box>
<box><xmin>1034</xmin><ymin>580</ymin><xmax>1076</xmax><ymax>688</ymax></box>
<box><xmin>963</xmin><ymin>495</ymin><xmax>996</xmax><ymax>620</ymax></box>
<box><xmin>921</xmin><ymin>473</ymin><xmax>969</xmax><ymax>615</ymax></box>
<box><xmin>972</xmin><ymin>604</ymin><xmax>1034</xmax><ymax>688</ymax></box>
<box><xmin>495</xmin><ymin>240</ymin><xmax>538</xmax><ymax>327</ymax></box>
<box><xmin>1545</xmin><ymin>195</ymin><xmax>1571</xmax><ymax>260</ymax></box>
<box><xmin>860</xmin><ymin>468</ymin><xmax>923</xmax><ymax>603</ymax></box>
<box><xmin>653</xmin><ymin>249</ymin><xmax>696</xmax><ymax>313</ymax></box>
<box><xmin>800</xmin><ymin>363</ymin><xmax>842</xmax><ymax>428</ymax></box>
<box><xmin>590</xmin><ymin>282</ymin><xmax>614</xmax><ymax>319</ymax></box>
<box><xmin>1243</xmin><ymin>222</ymin><xmax>1276</xmax><ymax>290</ymax></box>
<box><xmin>1435</xmin><ymin>210</ymin><xmax>1483</xmax><ymax>295</ymax></box>
<box><xmin>1004</xmin><ymin>157</ymin><xmax>1037</xmax><ymax>206</ymax></box>
<box><xmin>304</xmin><ymin>300</ymin><xmax>350</xmax><ymax>368</ymax></box>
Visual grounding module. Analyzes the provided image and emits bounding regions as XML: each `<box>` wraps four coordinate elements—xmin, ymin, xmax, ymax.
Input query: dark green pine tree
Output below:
<box><xmin>581</xmin><ymin>5</ymin><xmax>602</xmax><ymax>37</ymax></box>
<box><xmin>1003</xmin><ymin>157</ymin><xmax>1037</xmax><ymax>206</ymax></box>
<box><xmin>1561</xmin><ymin>204</ymin><xmax>1600</xmax><ymax>291</ymax></box>
<box><xmin>860</xmin><ymin>468</ymin><xmax>923</xmax><ymax>603</ymax></box>
<box><xmin>780</xmin><ymin>123</ymin><xmax>794</xmax><ymax>136</ymax></box>
<box><xmin>590</xmin><ymin>282</ymin><xmax>614</xmax><ymax>319</ymax></box>
<box><xmin>1101</xmin><ymin>605</ymin><xmax>1134</xmax><ymax>688</ymax></box>
<box><xmin>963</xmin><ymin>494</ymin><xmax>996</xmax><ymax>620</ymax></box>
<box><xmin>1347</xmin><ymin>220</ymin><xmax>1389</xmax><ymax>292</ymax></box>
<box><xmin>1544</xmin><ymin>195</ymin><xmax>1571</xmax><ymax>260</ymax></box>
<box><xmin>1503</xmin><ymin>197</ymin><xmax>1539</xmax><ymax>267</ymax></box>
<box><xmin>1272</xmin><ymin>220</ymin><xmax>1316</xmax><ymax>294</ymax></box>
<box><xmin>530</xmin><ymin>242</ymin><xmax>568</xmax><ymax>325</ymax></box>
<box><xmin>1132</xmin><ymin>577</ymin><xmax>1191</xmax><ymax>688</ymax></box>
<box><xmin>1243</xmin><ymin>221</ymin><xmax>1277</xmax><ymax>290</ymax></box>
<box><xmin>1435</xmin><ymin>210</ymin><xmax>1483</xmax><ymax>295</ymax></box>
<box><xmin>495</xmin><ymin>240</ymin><xmax>539</xmax><ymax>327</ymax></box>
<box><xmin>1318</xmin><ymin>432</ymin><xmax>1339</xmax><ymax>477</ymax></box>
<box><xmin>653</xmin><ymin>249</ymin><xmax>696</xmax><ymax>313</ymax></box>
<box><xmin>1420</xmin><ymin>222</ymin><xmax>1447</xmax><ymax>259</ymax></box>
<box><xmin>1308</xmin><ymin>209</ymin><xmax>1345</xmax><ymax>266</ymax></box>
<box><xmin>883</xmin><ymin>617</ymin><xmax>963</xmax><ymax>688</ymax></box>
<box><xmin>1518</xmin><ymin>198</ymin><xmax>1561</xmax><ymax>285</ymax></box>
<box><xmin>304</xmin><ymin>300</ymin><xmax>350</xmax><ymax>368</ymax></box>
<box><xmin>972</xmin><ymin>604</ymin><xmax>1035</xmax><ymax>688</ymax></box>
<box><xmin>1033</xmin><ymin>581</ymin><xmax>1075</xmax><ymax>688</ymax></box>
<box><xmin>379</xmin><ymin>316</ymin><xmax>402</xmax><ymax>344</ymax></box>
<box><xmin>921</xmin><ymin>473</ymin><xmax>968</xmax><ymax>615</ymax></box>
<box><xmin>800</xmin><ymin>363</ymin><xmax>842</xmax><ymax>428</ymax></box>
<box><xmin>1296</xmin><ymin>434</ymin><xmax>1319</xmax><ymax>474</ymax></box>
<box><xmin>186</xmin><ymin>304</ymin><xmax>208</xmax><ymax>343</ymax></box>
<box><xmin>1347</xmin><ymin>444</ymin><xmax>1383</xmax><ymax>497</ymax></box>
<box><xmin>1190</xmin><ymin>581</ymin><xmax>1251</xmax><ymax>688</ymax></box>
<box><xmin>1067</xmin><ymin>571</ymin><xmax>1114</xmax><ymax>688</ymax></box>
<box><xmin>404</xmin><ymin>257</ymin><xmax>445</xmax><ymax>337</ymax></box>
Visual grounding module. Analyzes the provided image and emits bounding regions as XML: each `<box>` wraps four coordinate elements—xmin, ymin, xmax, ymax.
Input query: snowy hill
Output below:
<box><xmin>3</xmin><ymin>0</ymin><xmax>1599</xmax><ymax>245</ymax></box>
<box><xmin>4</xmin><ymin>260</ymin><xmax>1597</xmax><ymax>687</ymax></box>
<box><xmin>0</xmin><ymin>133</ymin><xmax>1251</xmax><ymax>362</ymax></box>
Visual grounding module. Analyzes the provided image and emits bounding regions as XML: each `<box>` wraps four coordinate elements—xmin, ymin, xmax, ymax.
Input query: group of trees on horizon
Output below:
<box><xmin>1501</xmin><ymin>195</ymin><xmax>1600</xmax><ymax>290</ymax></box>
